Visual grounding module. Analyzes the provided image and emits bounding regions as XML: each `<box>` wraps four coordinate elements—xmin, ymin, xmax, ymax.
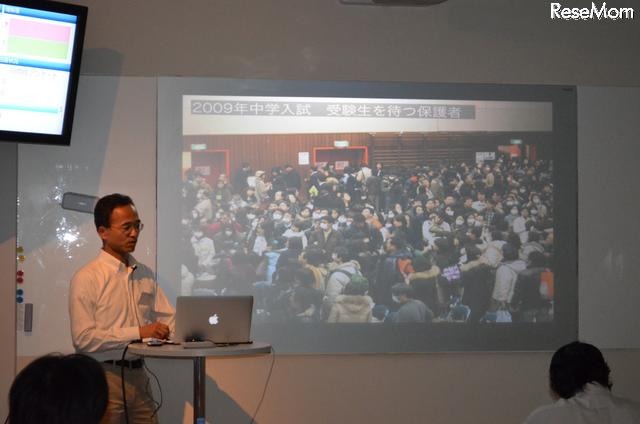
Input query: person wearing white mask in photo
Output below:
<box><xmin>505</xmin><ymin>205</ymin><xmax>520</xmax><ymax>227</ymax></box>
<box><xmin>282</xmin><ymin>220</ymin><xmax>308</xmax><ymax>249</ymax></box>
<box><xmin>335</xmin><ymin>214</ymin><xmax>349</xmax><ymax>231</ymax></box>
<box><xmin>273</xmin><ymin>210</ymin><xmax>293</xmax><ymax>238</ymax></box>
<box><xmin>308</xmin><ymin>216</ymin><xmax>343</xmax><ymax>256</ymax></box>
<box><xmin>452</xmin><ymin>215</ymin><xmax>468</xmax><ymax>236</ymax></box>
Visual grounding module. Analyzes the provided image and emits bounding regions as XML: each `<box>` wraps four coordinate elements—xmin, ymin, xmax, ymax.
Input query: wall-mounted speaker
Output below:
<box><xmin>61</xmin><ymin>192</ymin><xmax>98</xmax><ymax>214</ymax></box>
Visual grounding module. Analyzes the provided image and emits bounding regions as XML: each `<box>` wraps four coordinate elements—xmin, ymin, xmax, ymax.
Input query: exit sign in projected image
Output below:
<box><xmin>0</xmin><ymin>3</ymin><xmax>78</xmax><ymax>136</ymax></box>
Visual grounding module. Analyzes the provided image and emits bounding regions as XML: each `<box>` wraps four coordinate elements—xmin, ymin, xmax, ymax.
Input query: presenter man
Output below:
<box><xmin>69</xmin><ymin>193</ymin><xmax>175</xmax><ymax>423</ymax></box>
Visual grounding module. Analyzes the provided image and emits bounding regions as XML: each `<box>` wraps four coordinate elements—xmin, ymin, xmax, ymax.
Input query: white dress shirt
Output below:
<box><xmin>69</xmin><ymin>250</ymin><xmax>175</xmax><ymax>361</ymax></box>
<box><xmin>524</xmin><ymin>383</ymin><xmax>640</xmax><ymax>424</ymax></box>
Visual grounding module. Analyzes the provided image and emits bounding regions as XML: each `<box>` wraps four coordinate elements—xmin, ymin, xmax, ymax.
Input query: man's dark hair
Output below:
<box><xmin>388</xmin><ymin>237</ymin><xmax>406</xmax><ymax>252</ymax></box>
<box><xmin>94</xmin><ymin>193</ymin><xmax>134</xmax><ymax>230</ymax></box>
<box><xmin>292</xmin><ymin>286</ymin><xmax>321</xmax><ymax>311</ymax></box>
<box><xmin>391</xmin><ymin>283</ymin><xmax>414</xmax><ymax>297</ymax></box>
<box><xmin>321</xmin><ymin>215</ymin><xmax>335</xmax><ymax>224</ymax></box>
<box><xmin>502</xmin><ymin>243</ymin><xmax>519</xmax><ymax>262</ymax></box>
<box><xmin>9</xmin><ymin>354</ymin><xmax>108</xmax><ymax>424</ymax></box>
<box><xmin>528</xmin><ymin>231</ymin><xmax>541</xmax><ymax>243</ymax></box>
<box><xmin>287</xmin><ymin>236</ymin><xmax>304</xmax><ymax>251</ymax></box>
<box><xmin>302</xmin><ymin>248</ymin><xmax>326</xmax><ymax>267</ymax></box>
<box><xmin>549</xmin><ymin>341</ymin><xmax>612</xmax><ymax>399</ymax></box>
<box><xmin>469</xmin><ymin>227</ymin><xmax>483</xmax><ymax>239</ymax></box>
<box><xmin>528</xmin><ymin>251</ymin><xmax>546</xmax><ymax>268</ymax></box>
<box><xmin>465</xmin><ymin>244</ymin><xmax>482</xmax><ymax>262</ymax></box>
<box><xmin>333</xmin><ymin>246</ymin><xmax>352</xmax><ymax>262</ymax></box>
<box><xmin>295</xmin><ymin>268</ymin><xmax>316</xmax><ymax>287</ymax></box>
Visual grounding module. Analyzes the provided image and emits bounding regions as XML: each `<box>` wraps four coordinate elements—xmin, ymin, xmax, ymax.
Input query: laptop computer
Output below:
<box><xmin>174</xmin><ymin>296</ymin><xmax>254</xmax><ymax>346</ymax></box>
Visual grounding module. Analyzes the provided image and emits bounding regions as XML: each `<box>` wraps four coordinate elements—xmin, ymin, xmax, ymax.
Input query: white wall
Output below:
<box><xmin>578</xmin><ymin>87</ymin><xmax>640</xmax><ymax>349</ymax></box>
<box><xmin>75</xmin><ymin>0</ymin><xmax>639</xmax><ymax>86</ymax></box>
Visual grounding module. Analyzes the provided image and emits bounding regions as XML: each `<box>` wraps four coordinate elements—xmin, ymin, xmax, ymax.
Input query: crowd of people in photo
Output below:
<box><xmin>179</xmin><ymin>152</ymin><xmax>555</xmax><ymax>324</ymax></box>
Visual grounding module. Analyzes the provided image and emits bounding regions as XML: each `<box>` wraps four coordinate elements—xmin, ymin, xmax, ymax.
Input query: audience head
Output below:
<box><xmin>9</xmin><ymin>353</ymin><xmax>108</xmax><ymax>424</ymax></box>
<box><xmin>549</xmin><ymin>341</ymin><xmax>612</xmax><ymax>399</ymax></box>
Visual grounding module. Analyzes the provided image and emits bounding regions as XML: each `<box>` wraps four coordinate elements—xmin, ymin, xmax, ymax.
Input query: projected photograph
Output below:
<box><xmin>158</xmin><ymin>80</ymin><xmax>576</xmax><ymax>352</ymax></box>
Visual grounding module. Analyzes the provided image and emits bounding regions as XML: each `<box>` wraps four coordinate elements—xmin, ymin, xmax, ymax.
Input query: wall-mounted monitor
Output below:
<box><xmin>0</xmin><ymin>0</ymin><xmax>87</xmax><ymax>146</ymax></box>
<box><xmin>158</xmin><ymin>78</ymin><xmax>578</xmax><ymax>353</ymax></box>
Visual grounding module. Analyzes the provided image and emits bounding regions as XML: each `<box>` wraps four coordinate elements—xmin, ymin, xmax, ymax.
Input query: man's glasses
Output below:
<box><xmin>113</xmin><ymin>222</ymin><xmax>144</xmax><ymax>234</ymax></box>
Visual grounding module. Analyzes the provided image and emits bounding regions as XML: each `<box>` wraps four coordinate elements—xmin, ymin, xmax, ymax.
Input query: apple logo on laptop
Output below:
<box><xmin>208</xmin><ymin>314</ymin><xmax>219</xmax><ymax>325</ymax></box>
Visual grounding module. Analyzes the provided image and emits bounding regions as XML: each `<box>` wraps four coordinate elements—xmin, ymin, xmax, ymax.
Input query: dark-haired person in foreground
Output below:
<box><xmin>8</xmin><ymin>353</ymin><xmax>108</xmax><ymax>424</ymax></box>
<box><xmin>69</xmin><ymin>193</ymin><xmax>175</xmax><ymax>424</ymax></box>
<box><xmin>524</xmin><ymin>341</ymin><xmax>640</xmax><ymax>424</ymax></box>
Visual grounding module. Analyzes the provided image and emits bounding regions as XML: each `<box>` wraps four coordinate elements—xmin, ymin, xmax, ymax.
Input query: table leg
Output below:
<box><xmin>194</xmin><ymin>356</ymin><xmax>206</xmax><ymax>424</ymax></box>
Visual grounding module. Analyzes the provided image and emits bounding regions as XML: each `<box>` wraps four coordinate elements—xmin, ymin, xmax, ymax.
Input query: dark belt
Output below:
<box><xmin>103</xmin><ymin>359</ymin><xmax>144</xmax><ymax>369</ymax></box>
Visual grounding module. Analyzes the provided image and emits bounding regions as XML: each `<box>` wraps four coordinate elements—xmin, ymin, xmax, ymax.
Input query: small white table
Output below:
<box><xmin>128</xmin><ymin>342</ymin><xmax>271</xmax><ymax>424</ymax></box>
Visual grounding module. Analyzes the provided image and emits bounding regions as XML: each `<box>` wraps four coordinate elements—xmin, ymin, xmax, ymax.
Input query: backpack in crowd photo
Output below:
<box><xmin>326</xmin><ymin>268</ymin><xmax>368</xmax><ymax>293</ymax></box>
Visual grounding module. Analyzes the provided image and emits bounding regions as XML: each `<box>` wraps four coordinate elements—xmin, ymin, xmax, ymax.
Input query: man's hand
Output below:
<box><xmin>139</xmin><ymin>322</ymin><xmax>170</xmax><ymax>340</ymax></box>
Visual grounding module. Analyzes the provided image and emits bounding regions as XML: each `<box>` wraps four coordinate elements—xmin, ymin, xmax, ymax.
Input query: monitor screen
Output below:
<box><xmin>0</xmin><ymin>0</ymin><xmax>87</xmax><ymax>145</ymax></box>
<box><xmin>157</xmin><ymin>78</ymin><xmax>578</xmax><ymax>353</ymax></box>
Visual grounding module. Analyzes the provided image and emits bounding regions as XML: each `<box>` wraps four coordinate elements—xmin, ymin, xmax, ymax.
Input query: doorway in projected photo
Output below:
<box><xmin>187</xmin><ymin>149</ymin><xmax>230</xmax><ymax>189</ymax></box>
<box><xmin>313</xmin><ymin>146</ymin><xmax>368</xmax><ymax>171</ymax></box>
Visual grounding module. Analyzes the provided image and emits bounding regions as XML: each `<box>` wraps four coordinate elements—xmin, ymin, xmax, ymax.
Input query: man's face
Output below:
<box><xmin>98</xmin><ymin>205</ymin><xmax>141</xmax><ymax>260</ymax></box>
